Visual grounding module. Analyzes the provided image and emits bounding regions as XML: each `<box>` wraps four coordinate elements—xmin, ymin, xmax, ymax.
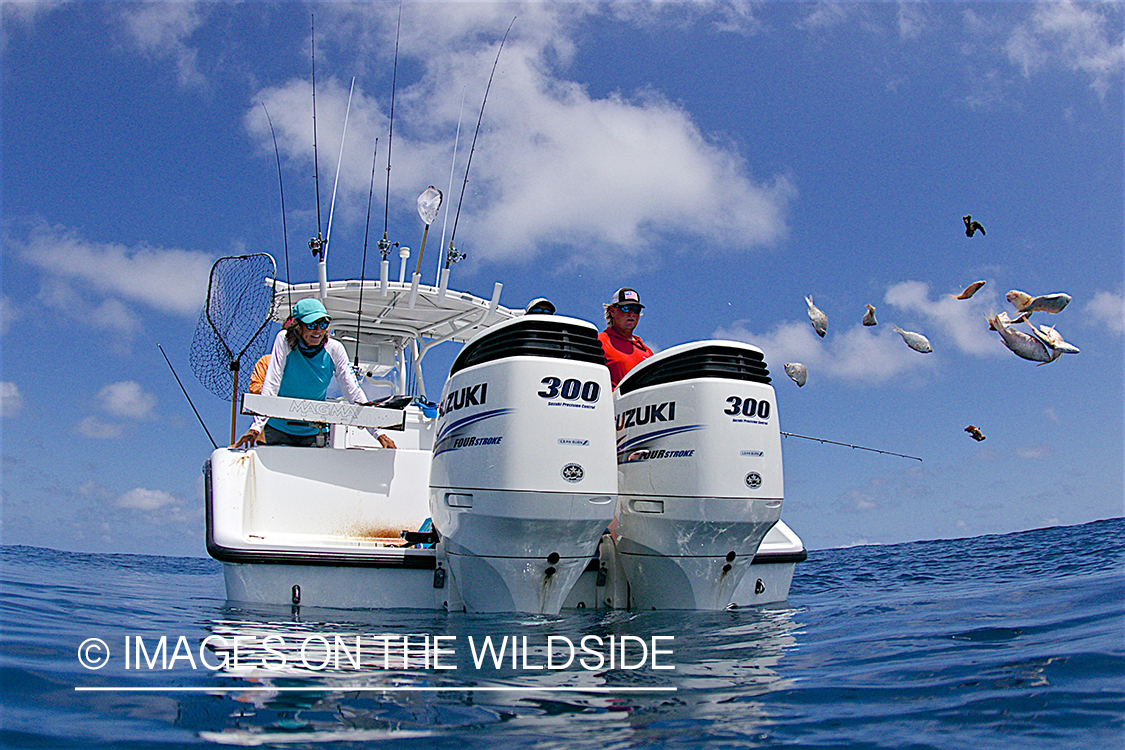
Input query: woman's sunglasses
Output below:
<box><xmin>301</xmin><ymin>319</ymin><xmax>330</xmax><ymax>330</ymax></box>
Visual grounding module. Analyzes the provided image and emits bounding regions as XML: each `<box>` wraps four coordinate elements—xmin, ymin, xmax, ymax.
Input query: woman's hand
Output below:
<box><xmin>234</xmin><ymin>429</ymin><xmax>263</xmax><ymax>449</ymax></box>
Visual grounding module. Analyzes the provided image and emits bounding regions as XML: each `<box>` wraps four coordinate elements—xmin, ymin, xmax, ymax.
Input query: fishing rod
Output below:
<box><xmin>437</xmin><ymin>88</ymin><xmax>465</xmax><ymax>282</ymax></box>
<box><xmin>354</xmin><ymin>135</ymin><xmax>379</xmax><ymax>368</ymax></box>
<box><xmin>309</xmin><ymin>15</ymin><xmax>324</xmax><ymax>263</ymax></box>
<box><xmin>159</xmin><ymin>344</ymin><xmax>217</xmax><ymax>449</ymax></box>
<box><xmin>260</xmin><ymin>101</ymin><xmax>292</xmax><ymax>312</ymax></box>
<box><xmin>445</xmin><ymin>17</ymin><xmax>515</xmax><ymax>270</ymax></box>
<box><xmin>379</xmin><ymin>5</ymin><xmax>402</xmax><ymax>260</ymax></box>
<box><xmin>780</xmin><ymin>431</ymin><xmax>923</xmax><ymax>462</ymax></box>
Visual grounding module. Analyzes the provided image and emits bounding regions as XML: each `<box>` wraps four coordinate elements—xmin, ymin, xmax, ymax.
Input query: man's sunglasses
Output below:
<box><xmin>615</xmin><ymin>304</ymin><xmax>642</xmax><ymax>314</ymax></box>
<box><xmin>301</xmin><ymin>319</ymin><xmax>330</xmax><ymax>330</ymax></box>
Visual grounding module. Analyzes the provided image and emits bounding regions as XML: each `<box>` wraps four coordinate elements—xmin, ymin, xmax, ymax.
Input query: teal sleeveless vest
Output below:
<box><xmin>266</xmin><ymin>346</ymin><xmax>333</xmax><ymax>436</ymax></box>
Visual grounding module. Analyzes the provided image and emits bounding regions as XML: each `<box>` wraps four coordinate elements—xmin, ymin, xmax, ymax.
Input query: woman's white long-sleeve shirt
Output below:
<box><xmin>249</xmin><ymin>331</ymin><xmax>369</xmax><ymax>434</ymax></box>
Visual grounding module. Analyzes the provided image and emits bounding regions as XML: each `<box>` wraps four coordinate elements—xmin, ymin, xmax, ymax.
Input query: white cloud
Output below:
<box><xmin>97</xmin><ymin>381</ymin><xmax>157</xmax><ymax>420</ymax></box>
<box><xmin>248</xmin><ymin>4</ymin><xmax>795</xmax><ymax>268</ymax></box>
<box><xmin>1</xmin><ymin>382</ymin><xmax>23</xmax><ymax>418</ymax></box>
<box><xmin>896</xmin><ymin>3</ymin><xmax>929</xmax><ymax>41</ymax></box>
<box><xmin>1016</xmin><ymin>444</ymin><xmax>1053</xmax><ymax>460</ymax></box>
<box><xmin>76</xmin><ymin>416</ymin><xmax>125</xmax><ymax>439</ymax></box>
<box><xmin>714</xmin><ymin>317</ymin><xmax>936</xmax><ymax>386</ymax></box>
<box><xmin>115</xmin><ymin>488</ymin><xmax>179</xmax><ymax>511</ymax></box>
<box><xmin>1</xmin><ymin>0</ymin><xmax>66</xmax><ymax>26</ymax></box>
<box><xmin>884</xmin><ymin>280</ymin><xmax>1005</xmax><ymax>357</ymax></box>
<box><xmin>713</xmin><ymin>279</ymin><xmax>1031</xmax><ymax>385</ymax></box>
<box><xmin>22</xmin><ymin>224</ymin><xmax>212</xmax><ymax>317</ymax></box>
<box><xmin>34</xmin><ymin>278</ymin><xmax>144</xmax><ymax>338</ymax></box>
<box><xmin>0</xmin><ymin>295</ymin><xmax>19</xmax><ymax>335</ymax></box>
<box><xmin>799</xmin><ymin>2</ymin><xmax>855</xmax><ymax>31</ymax></box>
<box><xmin>117</xmin><ymin>2</ymin><xmax>208</xmax><ymax>89</ymax></box>
<box><xmin>1083</xmin><ymin>290</ymin><xmax>1124</xmax><ymax>335</ymax></box>
<box><xmin>1006</xmin><ymin>1</ymin><xmax>1124</xmax><ymax>97</ymax></box>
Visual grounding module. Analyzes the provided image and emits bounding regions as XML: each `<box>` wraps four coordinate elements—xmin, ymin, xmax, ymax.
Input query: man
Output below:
<box><xmin>598</xmin><ymin>288</ymin><xmax>653</xmax><ymax>389</ymax></box>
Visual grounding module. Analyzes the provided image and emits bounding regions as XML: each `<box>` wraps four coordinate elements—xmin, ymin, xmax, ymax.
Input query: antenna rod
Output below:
<box><xmin>260</xmin><ymin>102</ymin><xmax>292</xmax><ymax>311</ymax></box>
<box><xmin>447</xmin><ymin>17</ymin><xmax>515</xmax><ymax>268</ymax></box>
<box><xmin>310</xmin><ymin>15</ymin><xmax>324</xmax><ymax>248</ymax></box>
<box><xmin>354</xmin><ymin>135</ymin><xmax>379</xmax><ymax>368</ymax></box>
<box><xmin>780</xmin><ymin>431</ymin><xmax>923</xmax><ymax>461</ymax></box>
<box><xmin>158</xmin><ymin>345</ymin><xmax>217</xmax><ymax>449</ymax></box>
<box><xmin>323</xmin><ymin>76</ymin><xmax>356</xmax><ymax>266</ymax></box>
<box><xmin>382</xmin><ymin>5</ymin><xmax>402</xmax><ymax>246</ymax></box>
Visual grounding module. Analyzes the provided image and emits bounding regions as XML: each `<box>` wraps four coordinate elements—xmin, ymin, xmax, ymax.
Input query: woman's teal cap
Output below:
<box><xmin>292</xmin><ymin>298</ymin><xmax>330</xmax><ymax>324</ymax></box>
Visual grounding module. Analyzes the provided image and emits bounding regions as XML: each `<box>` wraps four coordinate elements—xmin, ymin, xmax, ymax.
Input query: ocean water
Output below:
<box><xmin>1</xmin><ymin>518</ymin><xmax>1121</xmax><ymax>749</ymax></box>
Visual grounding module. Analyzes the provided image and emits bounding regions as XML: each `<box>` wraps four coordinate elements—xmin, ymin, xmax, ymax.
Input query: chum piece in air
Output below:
<box><xmin>892</xmin><ymin>326</ymin><xmax>933</xmax><ymax>353</ymax></box>
<box><xmin>1006</xmin><ymin>290</ymin><xmax>1072</xmax><ymax>314</ymax></box>
<box><xmin>1026</xmin><ymin>322</ymin><xmax>1080</xmax><ymax>356</ymax></box>
<box><xmin>862</xmin><ymin>304</ymin><xmax>877</xmax><ymax>326</ymax></box>
<box><xmin>784</xmin><ymin>362</ymin><xmax>808</xmax><ymax>387</ymax></box>
<box><xmin>964</xmin><ymin>425</ymin><xmax>986</xmax><ymax>442</ymax></box>
<box><xmin>805</xmin><ymin>296</ymin><xmax>827</xmax><ymax>338</ymax></box>
<box><xmin>952</xmin><ymin>280</ymin><xmax>986</xmax><ymax>299</ymax></box>
<box><xmin>988</xmin><ymin>312</ymin><xmax>1056</xmax><ymax>363</ymax></box>
<box><xmin>963</xmin><ymin>215</ymin><xmax>985</xmax><ymax>237</ymax></box>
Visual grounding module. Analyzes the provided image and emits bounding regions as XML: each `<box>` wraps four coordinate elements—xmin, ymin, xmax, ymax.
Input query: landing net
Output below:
<box><xmin>189</xmin><ymin>254</ymin><xmax>277</xmax><ymax>401</ymax></box>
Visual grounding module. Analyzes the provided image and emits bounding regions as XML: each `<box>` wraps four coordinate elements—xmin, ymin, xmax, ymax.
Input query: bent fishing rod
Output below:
<box><xmin>780</xmin><ymin>431</ymin><xmax>922</xmax><ymax>461</ymax></box>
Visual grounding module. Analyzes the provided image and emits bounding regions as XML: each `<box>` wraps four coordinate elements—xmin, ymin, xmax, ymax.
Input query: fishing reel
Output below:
<box><xmin>308</xmin><ymin>236</ymin><xmax>323</xmax><ymax>258</ymax></box>
<box><xmin>378</xmin><ymin>237</ymin><xmax>398</xmax><ymax>262</ymax></box>
<box><xmin>446</xmin><ymin>244</ymin><xmax>466</xmax><ymax>265</ymax></box>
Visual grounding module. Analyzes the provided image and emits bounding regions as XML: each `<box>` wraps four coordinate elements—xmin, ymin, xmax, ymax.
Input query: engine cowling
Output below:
<box><xmin>613</xmin><ymin>340</ymin><xmax>783</xmax><ymax>609</ymax></box>
<box><xmin>429</xmin><ymin>315</ymin><xmax>617</xmax><ymax>613</ymax></box>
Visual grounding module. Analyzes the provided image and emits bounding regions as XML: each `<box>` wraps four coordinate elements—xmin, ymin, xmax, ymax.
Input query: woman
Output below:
<box><xmin>234</xmin><ymin>298</ymin><xmax>396</xmax><ymax>449</ymax></box>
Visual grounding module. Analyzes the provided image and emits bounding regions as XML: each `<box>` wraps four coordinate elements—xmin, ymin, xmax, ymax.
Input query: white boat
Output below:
<box><xmin>203</xmin><ymin>264</ymin><xmax>806</xmax><ymax>614</ymax></box>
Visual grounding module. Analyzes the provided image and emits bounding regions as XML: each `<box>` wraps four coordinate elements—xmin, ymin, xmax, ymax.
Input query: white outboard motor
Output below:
<box><xmin>613</xmin><ymin>341</ymin><xmax>783</xmax><ymax>609</ymax></box>
<box><xmin>429</xmin><ymin>316</ymin><xmax>617</xmax><ymax>613</ymax></box>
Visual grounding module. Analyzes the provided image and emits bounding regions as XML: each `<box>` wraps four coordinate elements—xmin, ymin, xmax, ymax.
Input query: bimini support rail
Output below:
<box><xmin>411</xmin><ymin>282</ymin><xmax>503</xmax><ymax>398</ymax></box>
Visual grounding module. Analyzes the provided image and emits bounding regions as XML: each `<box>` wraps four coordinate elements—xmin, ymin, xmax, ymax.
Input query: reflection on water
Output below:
<box><xmin>186</xmin><ymin>603</ymin><xmax>802</xmax><ymax>746</ymax></box>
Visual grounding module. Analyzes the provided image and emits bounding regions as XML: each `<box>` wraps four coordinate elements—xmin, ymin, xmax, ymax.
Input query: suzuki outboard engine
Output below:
<box><xmin>429</xmin><ymin>316</ymin><xmax>617</xmax><ymax>613</ymax></box>
<box><xmin>613</xmin><ymin>341</ymin><xmax>783</xmax><ymax>609</ymax></box>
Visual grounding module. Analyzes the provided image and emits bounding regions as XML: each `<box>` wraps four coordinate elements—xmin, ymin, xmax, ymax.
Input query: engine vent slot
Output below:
<box><xmin>618</xmin><ymin>344</ymin><xmax>771</xmax><ymax>394</ymax></box>
<box><xmin>451</xmin><ymin>319</ymin><xmax>605</xmax><ymax>375</ymax></box>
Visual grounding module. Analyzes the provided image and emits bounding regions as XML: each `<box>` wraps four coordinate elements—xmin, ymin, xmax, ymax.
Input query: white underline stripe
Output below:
<box><xmin>75</xmin><ymin>685</ymin><xmax>676</xmax><ymax>693</ymax></box>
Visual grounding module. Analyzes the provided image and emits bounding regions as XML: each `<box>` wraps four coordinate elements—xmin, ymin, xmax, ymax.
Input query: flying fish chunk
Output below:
<box><xmin>783</xmin><ymin>362</ymin><xmax>808</xmax><ymax>387</ymax></box>
<box><xmin>952</xmin><ymin>280</ymin><xmax>987</xmax><ymax>300</ymax></box>
<box><xmin>805</xmin><ymin>296</ymin><xmax>827</xmax><ymax>338</ymax></box>
<box><xmin>988</xmin><ymin>312</ymin><xmax>1055</xmax><ymax>363</ymax></box>
<box><xmin>963</xmin><ymin>215</ymin><xmax>985</xmax><ymax>237</ymax></box>
<box><xmin>892</xmin><ymin>326</ymin><xmax>933</xmax><ymax>353</ymax></box>
<box><xmin>964</xmin><ymin>425</ymin><xmax>986</xmax><ymax>442</ymax></box>
<box><xmin>987</xmin><ymin>310</ymin><xmax>1030</xmax><ymax>330</ymax></box>
<box><xmin>862</xmin><ymin>304</ymin><xmax>878</xmax><ymax>326</ymax></box>
<box><xmin>1006</xmin><ymin>290</ymin><xmax>1072</xmax><ymax>314</ymax></box>
<box><xmin>1025</xmin><ymin>322</ymin><xmax>1080</xmax><ymax>355</ymax></box>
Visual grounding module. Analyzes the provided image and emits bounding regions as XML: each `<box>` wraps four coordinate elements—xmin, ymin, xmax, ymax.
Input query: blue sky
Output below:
<box><xmin>2</xmin><ymin>1</ymin><xmax>1121</xmax><ymax>557</ymax></box>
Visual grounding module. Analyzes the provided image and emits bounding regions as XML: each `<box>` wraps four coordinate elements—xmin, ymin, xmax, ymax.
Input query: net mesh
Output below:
<box><xmin>190</xmin><ymin>253</ymin><xmax>277</xmax><ymax>400</ymax></box>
